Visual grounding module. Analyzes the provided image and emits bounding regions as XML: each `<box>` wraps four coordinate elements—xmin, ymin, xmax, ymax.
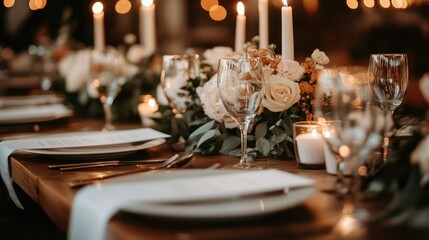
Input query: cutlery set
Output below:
<box><xmin>51</xmin><ymin>153</ymin><xmax>196</xmax><ymax>187</ymax></box>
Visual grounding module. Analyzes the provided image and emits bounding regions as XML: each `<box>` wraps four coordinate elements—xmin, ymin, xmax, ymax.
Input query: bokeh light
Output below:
<box><xmin>115</xmin><ymin>0</ymin><xmax>131</xmax><ymax>14</ymax></box>
<box><xmin>209</xmin><ymin>4</ymin><xmax>226</xmax><ymax>21</ymax></box>
<box><xmin>29</xmin><ymin>0</ymin><xmax>37</xmax><ymax>10</ymax></box>
<box><xmin>346</xmin><ymin>0</ymin><xmax>358</xmax><ymax>9</ymax></box>
<box><xmin>3</xmin><ymin>0</ymin><xmax>15</xmax><ymax>8</ymax></box>
<box><xmin>363</xmin><ymin>0</ymin><xmax>375</xmax><ymax>8</ymax></box>
<box><xmin>200</xmin><ymin>0</ymin><xmax>218</xmax><ymax>11</ymax></box>
<box><xmin>379</xmin><ymin>0</ymin><xmax>391</xmax><ymax>8</ymax></box>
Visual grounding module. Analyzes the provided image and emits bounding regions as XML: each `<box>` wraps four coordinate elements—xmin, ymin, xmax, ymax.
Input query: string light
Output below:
<box><xmin>209</xmin><ymin>4</ymin><xmax>226</xmax><ymax>21</ymax></box>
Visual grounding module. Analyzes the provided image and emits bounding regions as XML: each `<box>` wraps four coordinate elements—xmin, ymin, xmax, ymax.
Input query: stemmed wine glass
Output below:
<box><xmin>160</xmin><ymin>54</ymin><xmax>200</xmax><ymax>119</ymax></box>
<box><xmin>89</xmin><ymin>48</ymin><xmax>125</xmax><ymax>131</ymax></box>
<box><xmin>368</xmin><ymin>54</ymin><xmax>408</xmax><ymax>162</ymax></box>
<box><xmin>217</xmin><ymin>57</ymin><xmax>265</xmax><ymax>170</ymax></box>
<box><xmin>315</xmin><ymin>68</ymin><xmax>383</xmax><ymax>195</ymax></box>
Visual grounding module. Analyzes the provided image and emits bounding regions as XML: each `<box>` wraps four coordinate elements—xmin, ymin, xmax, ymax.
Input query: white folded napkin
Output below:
<box><xmin>0</xmin><ymin>104</ymin><xmax>72</xmax><ymax>123</ymax></box>
<box><xmin>0</xmin><ymin>128</ymin><xmax>170</xmax><ymax>209</ymax></box>
<box><xmin>68</xmin><ymin>169</ymin><xmax>315</xmax><ymax>240</ymax></box>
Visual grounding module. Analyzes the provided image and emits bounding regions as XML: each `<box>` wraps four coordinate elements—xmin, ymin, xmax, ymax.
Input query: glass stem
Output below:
<box><xmin>238</xmin><ymin>120</ymin><xmax>250</xmax><ymax>165</ymax></box>
<box><xmin>101</xmin><ymin>96</ymin><xmax>114</xmax><ymax>131</ymax></box>
<box><xmin>335</xmin><ymin>155</ymin><xmax>348</xmax><ymax>196</ymax></box>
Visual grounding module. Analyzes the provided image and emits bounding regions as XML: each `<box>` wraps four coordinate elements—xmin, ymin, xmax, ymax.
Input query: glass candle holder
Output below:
<box><xmin>293</xmin><ymin>121</ymin><xmax>325</xmax><ymax>169</ymax></box>
<box><xmin>138</xmin><ymin>94</ymin><xmax>159</xmax><ymax>127</ymax></box>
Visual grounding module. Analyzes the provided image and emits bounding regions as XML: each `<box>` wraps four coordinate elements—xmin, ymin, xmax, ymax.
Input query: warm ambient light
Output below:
<box><xmin>346</xmin><ymin>0</ymin><xmax>358</xmax><ymax>9</ymax></box>
<box><xmin>148</xmin><ymin>98</ymin><xmax>157</xmax><ymax>108</ymax></box>
<box><xmin>4</xmin><ymin>0</ymin><xmax>15</xmax><ymax>8</ymax></box>
<box><xmin>115</xmin><ymin>0</ymin><xmax>131</xmax><ymax>14</ymax></box>
<box><xmin>363</xmin><ymin>0</ymin><xmax>375</xmax><ymax>8</ymax></box>
<box><xmin>237</xmin><ymin>1</ymin><xmax>244</xmax><ymax>15</ymax></box>
<box><xmin>200</xmin><ymin>0</ymin><xmax>218</xmax><ymax>11</ymax></box>
<box><xmin>282</xmin><ymin>0</ymin><xmax>288</xmax><ymax>7</ymax></box>
<box><xmin>34</xmin><ymin>0</ymin><xmax>46</xmax><ymax>9</ymax></box>
<box><xmin>141</xmin><ymin>0</ymin><xmax>153</xmax><ymax>7</ymax></box>
<box><xmin>92</xmin><ymin>2</ymin><xmax>103</xmax><ymax>14</ymax></box>
<box><xmin>209</xmin><ymin>4</ymin><xmax>226</xmax><ymax>21</ymax></box>
<box><xmin>379</xmin><ymin>0</ymin><xmax>390</xmax><ymax>8</ymax></box>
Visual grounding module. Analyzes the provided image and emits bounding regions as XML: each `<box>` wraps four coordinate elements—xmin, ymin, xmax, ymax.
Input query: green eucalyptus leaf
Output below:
<box><xmin>256</xmin><ymin>138</ymin><xmax>271</xmax><ymax>156</ymax></box>
<box><xmin>196</xmin><ymin>129</ymin><xmax>219</xmax><ymax>149</ymax></box>
<box><xmin>271</xmin><ymin>132</ymin><xmax>287</xmax><ymax>143</ymax></box>
<box><xmin>255</xmin><ymin>122</ymin><xmax>268</xmax><ymax>140</ymax></box>
<box><xmin>219</xmin><ymin>136</ymin><xmax>241</xmax><ymax>155</ymax></box>
<box><xmin>189</xmin><ymin>120</ymin><xmax>215</xmax><ymax>139</ymax></box>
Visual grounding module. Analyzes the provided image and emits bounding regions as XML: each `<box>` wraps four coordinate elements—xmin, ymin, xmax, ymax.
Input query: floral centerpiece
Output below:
<box><xmin>162</xmin><ymin>39</ymin><xmax>330</xmax><ymax>158</ymax></box>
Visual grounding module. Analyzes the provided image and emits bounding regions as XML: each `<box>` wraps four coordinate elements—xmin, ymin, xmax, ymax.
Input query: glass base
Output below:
<box><xmin>221</xmin><ymin>162</ymin><xmax>263</xmax><ymax>170</ymax></box>
<box><xmin>102</xmin><ymin>123</ymin><xmax>116</xmax><ymax>132</ymax></box>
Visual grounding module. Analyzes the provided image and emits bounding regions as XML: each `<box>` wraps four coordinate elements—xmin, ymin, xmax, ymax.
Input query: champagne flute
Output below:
<box><xmin>217</xmin><ymin>57</ymin><xmax>265</xmax><ymax>170</ymax></box>
<box><xmin>315</xmin><ymin>68</ymin><xmax>382</xmax><ymax>195</ymax></box>
<box><xmin>160</xmin><ymin>54</ymin><xmax>200</xmax><ymax>119</ymax></box>
<box><xmin>368</xmin><ymin>54</ymin><xmax>408</xmax><ymax>161</ymax></box>
<box><xmin>89</xmin><ymin>48</ymin><xmax>125</xmax><ymax>131</ymax></box>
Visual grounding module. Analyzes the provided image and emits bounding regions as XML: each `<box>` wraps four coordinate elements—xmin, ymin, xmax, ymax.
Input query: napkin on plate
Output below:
<box><xmin>68</xmin><ymin>169</ymin><xmax>315</xmax><ymax>240</ymax></box>
<box><xmin>0</xmin><ymin>128</ymin><xmax>170</xmax><ymax>209</ymax></box>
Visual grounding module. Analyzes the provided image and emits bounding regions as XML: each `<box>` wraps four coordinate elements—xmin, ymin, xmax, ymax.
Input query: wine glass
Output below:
<box><xmin>89</xmin><ymin>48</ymin><xmax>125</xmax><ymax>131</ymax></box>
<box><xmin>315</xmin><ymin>68</ymin><xmax>383</xmax><ymax>195</ymax></box>
<box><xmin>217</xmin><ymin>57</ymin><xmax>265</xmax><ymax>170</ymax></box>
<box><xmin>160</xmin><ymin>54</ymin><xmax>200</xmax><ymax>119</ymax></box>
<box><xmin>368</xmin><ymin>54</ymin><xmax>408</xmax><ymax>162</ymax></box>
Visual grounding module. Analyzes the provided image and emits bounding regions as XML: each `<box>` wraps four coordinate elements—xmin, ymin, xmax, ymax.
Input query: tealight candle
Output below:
<box><xmin>281</xmin><ymin>0</ymin><xmax>294</xmax><ymax>60</ymax></box>
<box><xmin>235</xmin><ymin>2</ymin><xmax>246</xmax><ymax>52</ymax></box>
<box><xmin>293</xmin><ymin>121</ymin><xmax>325</xmax><ymax>168</ymax></box>
<box><xmin>139</xmin><ymin>0</ymin><xmax>156</xmax><ymax>54</ymax></box>
<box><xmin>138</xmin><ymin>95</ymin><xmax>159</xmax><ymax>127</ymax></box>
<box><xmin>92</xmin><ymin>2</ymin><xmax>105</xmax><ymax>52</ymax></box>
<box><xmin>258</xmin><ymin>0</ymin><xmax>269</xmax><ymax>49</ymax></box>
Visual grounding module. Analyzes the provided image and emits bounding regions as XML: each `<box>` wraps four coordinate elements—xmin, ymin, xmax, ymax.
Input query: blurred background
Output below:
<box><xmin>0</xmin><ymin>0</ymin><xmax>428</xmax><ymax>106</ymax></box>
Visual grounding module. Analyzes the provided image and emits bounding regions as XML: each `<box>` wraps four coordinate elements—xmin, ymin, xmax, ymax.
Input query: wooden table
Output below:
<box><xmin>3</xmin><ymin>119</ymin><xmax>429</xmax><ymax>240</ymax></box>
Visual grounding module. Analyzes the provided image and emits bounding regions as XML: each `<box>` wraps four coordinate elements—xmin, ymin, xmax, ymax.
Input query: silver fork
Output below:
<box><xmin>49</xmin><ymin>159</ymin><xmax>168</xmax><ymax>171</ymax></box>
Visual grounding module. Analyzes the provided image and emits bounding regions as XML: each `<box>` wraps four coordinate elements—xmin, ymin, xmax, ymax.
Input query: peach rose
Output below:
<box><xmin>262</xmin><ymin>75</ymin><xmax>301</xmax><ymax>112</ymax></box>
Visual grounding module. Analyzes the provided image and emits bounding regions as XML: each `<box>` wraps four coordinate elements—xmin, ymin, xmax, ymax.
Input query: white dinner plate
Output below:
<box><xmin>0</xmin><ymin>104</ymin><xmax>73</xmax><ymax>124</ymax></box>
<box><xmin>22</xmin><ymin>138</ymin><xmax>166</xmax><ymax>160</ymax></box>
<box><xmin>120</xmin><ymin>170</ymin><xmax>316</xmax><ymax>219</ymax></box>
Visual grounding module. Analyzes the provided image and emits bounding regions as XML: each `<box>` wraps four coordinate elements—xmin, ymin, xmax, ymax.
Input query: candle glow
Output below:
<box><xmin>283</xmin><ymin>0</ymin><xmax>288</xmax><ymax>7</ymax></box>
<box><xmin>92</xmin><ymin>2</ymin><xmax>103</xmax><ymax>14</ymax></box>
<box><xmin>235</xmin><ymin>1</ymin><xmax>246</xmax><ymax>51</ymax></box>
<box><xmin>141</xmin><ymin>0</ymin><xmax>153</xmax><ymax>7</ymax></box>
<box><xmin>237</xmin><ymin>1</ymin><xmax>244</xmax><ymax>15</ymax></box>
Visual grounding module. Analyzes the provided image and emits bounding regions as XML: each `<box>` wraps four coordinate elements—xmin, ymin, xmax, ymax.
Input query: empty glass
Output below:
<box><xmin>160</xmin><ymin>54</ymin><xmax>200</xmax><ymax>119</ymax></box>
<box><xmin>368</xmin><ymin>54</ymin><xmax>408</xmax><ymax>161</ymax></box>
<box><xmin>89</xmin><ymin>48</ymin><xmax>125</xmax><ymax>131</ymax></box>
<box><xmin>217</xmin><ymin>57</ymin><xmax>265</xmax><ymax>169</ymax></box>
<box><xmin>315</xmin><ymin>68</ymin><xmax>383</xmax><ymax>194</ymax></box>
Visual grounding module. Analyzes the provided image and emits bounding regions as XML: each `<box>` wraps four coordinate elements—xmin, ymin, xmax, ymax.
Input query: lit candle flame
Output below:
<box><xmin>237</xmin><ymin>1</ymin><xmax>245</xmax><ymax>15</ymax></box>
<box><xmin>148</xmin><ymin>98</ymin><xmax>157</xmax><ymax>108</ymax></box>
<box><xmin>311</xmin><ymin>129</ymin><xmax>318</xmax><ymax>138</ymax></box>
<box><xmin>141</xmin><ymin>0</ymin><xmax>153</xmax><ymax>7</ymax></box>
<box><xmin>92</xmin><ymin>2</ymin><xmax>103</xmax><ymax>14</ymax></box>
<box><xmin>283</xmin><ymin>0</ymin><xmax>288</xmax><ymax>7</ymax></box>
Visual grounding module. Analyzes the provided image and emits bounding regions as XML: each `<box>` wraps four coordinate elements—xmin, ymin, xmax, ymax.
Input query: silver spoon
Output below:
<box><xmin>68</xmin><ymin>153</ymin><xmax>194</xmax><ymax>188</ymax></box>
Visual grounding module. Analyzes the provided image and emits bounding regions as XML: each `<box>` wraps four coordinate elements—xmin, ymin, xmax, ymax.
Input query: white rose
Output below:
<box><xmin>411</xmin><ymin>136</ymin><xmax>429</xmax><ymax>185</ymax></box>
<box><xmin>311</xmin><ymin>49</ymin><xmax>329</xmax><ymax>65</ymax></box>
<box><xmin>202</xmin><ymin>46</ymin><xmax>234</xmax><ymax>70</ymax></box>
<box><xmin>58</xmin><ymin>49</ymin><xmax>91</xmax><ymax>93</ymax></box>
<box><xmin>126</xmin><ymin>44</ymin><xmax>153</xmax><ymax>64</ymax></box>
<box><xmin>262</xmin><ymin>75</ymin><xmax>301</xmax><ymax>112</ymax></box>
<box><xmin>197</xmin><ymin>74</ymin><xmax>237</xmax><ymax>128</ymax></box>
<box><xmin>277</xmin><ymin>59</ymin><xmax>305</xmax><ymax>82</ymax></box>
